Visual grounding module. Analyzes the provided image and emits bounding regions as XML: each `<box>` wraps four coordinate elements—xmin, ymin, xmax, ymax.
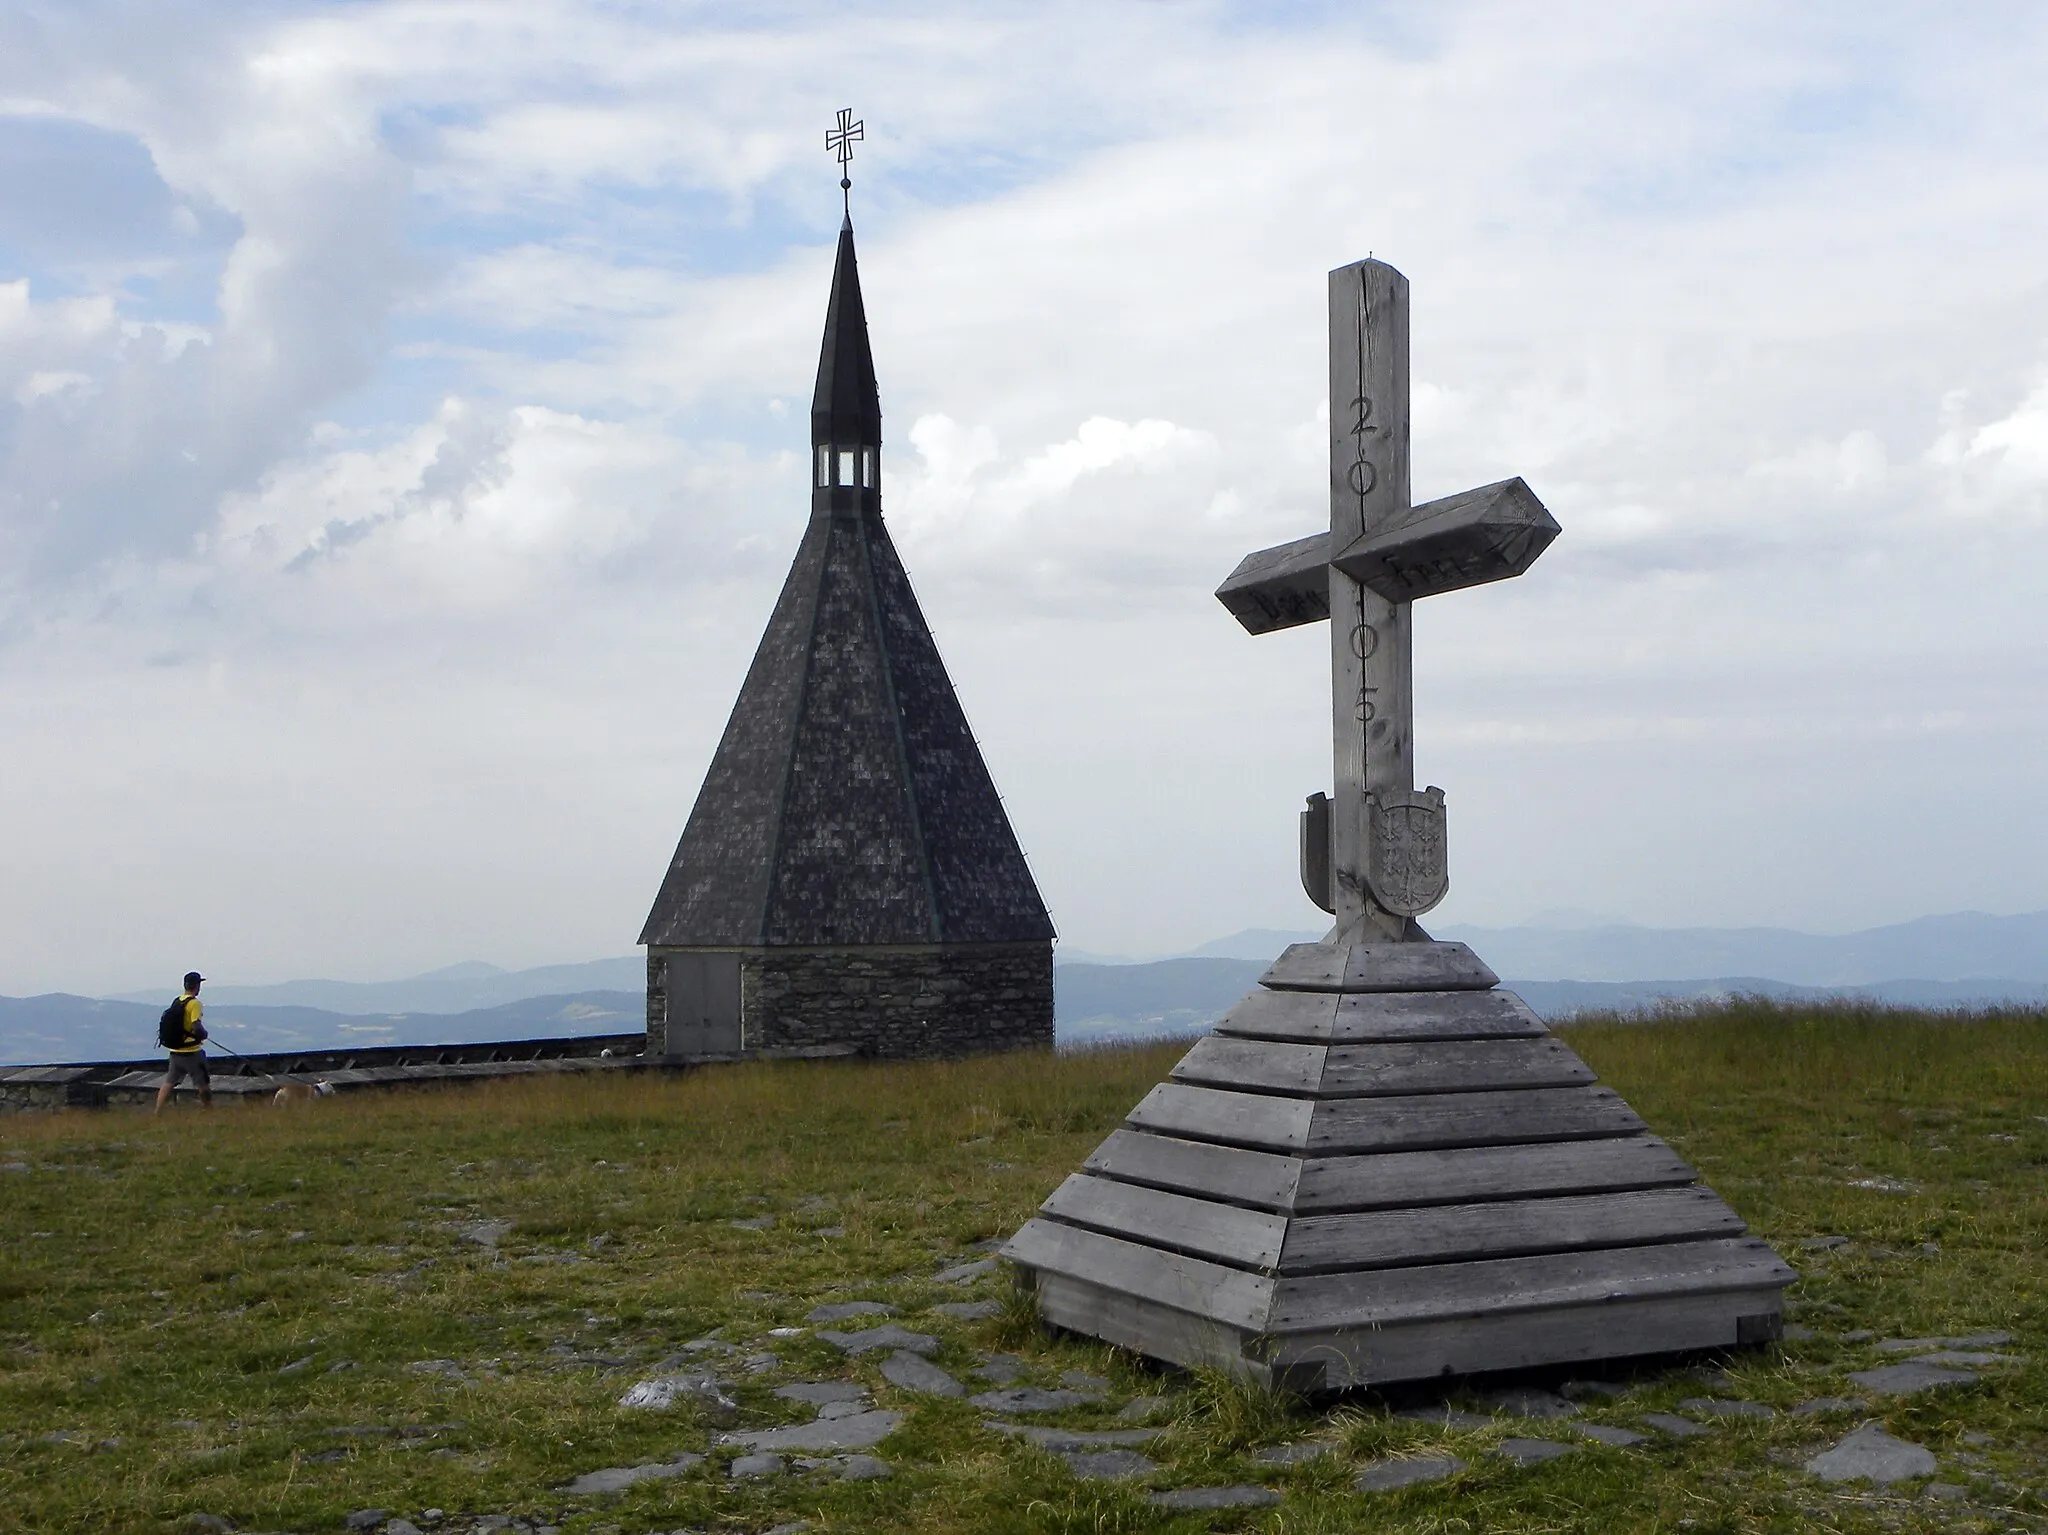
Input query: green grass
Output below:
<box><xmin>1</xmin><ymin>1001</ymin><xmax>2043</xmax><ymax>1534</ymax></box>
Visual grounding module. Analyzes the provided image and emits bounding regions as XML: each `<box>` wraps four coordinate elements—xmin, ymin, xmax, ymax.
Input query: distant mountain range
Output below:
<box><xmin>4</xmin><ymin>910</ymin><xmax>2041</xmax><ymax>1065</ymax></box>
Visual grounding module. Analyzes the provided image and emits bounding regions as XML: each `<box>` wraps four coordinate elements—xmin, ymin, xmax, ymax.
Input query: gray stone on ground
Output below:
<box><xmin>1805</xmin><ymin>1424</ymin><xmax>1939</xmax><ymax>1485</ymax></box>
<box><xmin>345</xmin><ymin>1513</ymin><xmax>388</xmax><ymax>1531</ymax></box>
<box><xmin>182</xmin><ymin>1518</ymin><xmax>235</xmax><ymax>1533</ymax></box>
<box><xmin>741</xmin><ymin>1351</ymin><xmax>780</xmax><ymax>1374</ymax></box>
<box><xmin>1639</xmin><ymin>1412</ymin><xmax>1711</xmax><ymax>1439</ymax></box>
<box><xmin>1846</xmin><ymin>1361</ymin><xmax>1977</xmax><ymax>1396</ymax></box>
<box><xmin>1793</xmin><ymin>1397</ymin><xmax>1861</xmax><ymax>1416</ymax></box>
<box><xmin>837</xmin><ymin>1453</ymin><xmax>892</xmax><ymax>1480</ymax></box>
<box><xmin>763</xmin><ymin>1523</ymin><xmax>809</xmax><ymax>1535</ymax></box>
<box><xmin>1395</xmin><ymin>1404</ymin><xmax>1494</xmax><ymax>1431</ymax></box>
<box><xmin>1060</xmin><ymin>1370</ymin><xmax>1112</xmax><ymax>1391</ymax></box>
<box><xmin>818</xmin><ymin>1325</ymin><xmax>939</xmax><ymax>1357</ymax></box>
<box><xmin>1570</xmin><ymin>1423</ymin><xmax>1647</xmax><ymax>1447</ymax></box>
<box><xmin>985</xmin><ymin>1421</ymin><xmax>1162</xmax><ymax>1449</ymax></box>
<box><xmin>1057</xmin><ymin>1448</ymin><xmax>1156</xmax><ymax>1481</ymax></box>
<box><xmin>931</xmin><ymin>1300</ymin><xmax>1001</xmax><ymax>1320</ymax></box>
<box><xmin>1678</xmin><ymin>1397</ymin><xmax>1775</xmax><ymax>1420</ymax></box>
<box><xmin>561</xmin><ymin>1454</ymin><xmax>705</xmax><ymax>1495</ymax></box>
<box><xmin>1800</xmin><ymin>1235</ymin><xmax>1850</xmax><ymax>1251</ymax></box>
<box><xmin>970</xmin><ymin>1387</ymin><xmax>1103</xmax><ymax>1414</ymax></box>
<box><xmin>459</xmin><ymin>1220</ymin><xmax>512</xmax><ymax>1248</ymax></box>
<box><xmin>730</xmin><ymin>1214</ymin><xmax>775</xmax><ymax>1230</ymax></box>
<box><xmin>1253</xmin><ymin>1441</ymin><xmax>1333</xmax><ymax>1466</ymax></box>
<box><xmin>1876</xmin><ymin>1332</ymin><xmax>2010</xmax><ymax>1352</ymax></box>
<box><xmin>807</xmin><ymin>1301</ymin><xmax>897</xmax><ymax>1323</ymax></box>
<box><xmin>729</xmin><ymin>1409</ymin><xmax>902</xmax><ymax>1453</ymax></box>
<box><xmin>776</xmin><ymin>1380</ymin><xmax>868</xmax><ymax>1406</ymax></box>
<box><xmin>933</xmin><ymin>1258</ymin><xmax>997</xmax><ymax>1284</ymax></box>
<box><xmin>618</xmin><ymin>1373</ymin><xmax>736</xmax><ymax>1417</ymax></box>
<box><xmin>386</xmin><ymin>1522</ymin><xmax>425</xmax><ymax>1535</ymax></box>
<box><xmin>730</xmin><ymin>1452</ymin><xmax>785</xmax><ymax>1478</ymax></box>
<box><xmin>1356</xmin><ymin>1455</ymin><xmax>1463</xmax><ymax>1492</ymax></box>
<box><xmin>1148</xmin><ymin>1485</ymin><xmax>1282</xmax><ymax>1510</ymax></box>
<box><xmin>976</xmin><ymin>1353</ymin><xmax>1026</xmax><ymax>1383</ymax></box>
<box><xmin>814</xmin><ymin>1224</ymin><xmax>846</xmax><ymax>1238</ymax></box>
<box><xmin>1914</xmin><ymin>1350</ymin><xmax>2019</xmax><ymax>1367</ymax></box>
<box><xmin>880</xmin><ymin>1350</ymin><xmax>964</xmax><ymax>1397</ymax></box>
<box><xmin>1117</xmin><ymin>1395</ymin><xmax>1174</xmax><ymax>1422</ymax></box>
<box><xmin>1922</xmin><ymin>1482</ymin><xmax>1968</xmax><ymax>1502</ymax></box>
<box><xmin>1480</xmin><ymin>1387</ymin><xmax>1578</xmax><ymax>1420</ymax></box>
<box><xmin>1496</xmin><ymin>1437</ymin><xmax>1578</xmax><ymax>1466</ymax></box>
<box><xmin>817</xmin><ymin>1399</ymin><xmax>872</xmax><ymax>1421</ymax></box>
<box><xmin>278</xmin><ymin>1355</ymin><xmax>314</xmax><ymax>1374</ymax></box>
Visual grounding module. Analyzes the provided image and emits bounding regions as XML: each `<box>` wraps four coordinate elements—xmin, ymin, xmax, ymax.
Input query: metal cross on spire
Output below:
<box><xmin>826</xmin><ymin>108</ymin><xmax>864</xmax><ymax>214</ymax></box>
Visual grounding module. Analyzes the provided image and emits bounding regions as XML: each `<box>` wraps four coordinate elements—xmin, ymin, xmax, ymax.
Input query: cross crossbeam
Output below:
<box><xmin>1217</xmin><ymin>261</ymin><xmax>1560</xmax><ymax>942</ymax></box>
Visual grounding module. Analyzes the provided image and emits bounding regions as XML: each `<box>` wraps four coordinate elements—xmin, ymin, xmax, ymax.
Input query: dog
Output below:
<box><xmin>271</xmin><ymin>1079</ymin><xmax>336</xmax><ymax>1107</ymax></box>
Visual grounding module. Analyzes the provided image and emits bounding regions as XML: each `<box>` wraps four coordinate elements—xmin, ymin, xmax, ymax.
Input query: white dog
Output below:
<box><xmin>271</xmin><ymin>1079</ymin><xmax>336</xmax><ymax>1107</ymax></box>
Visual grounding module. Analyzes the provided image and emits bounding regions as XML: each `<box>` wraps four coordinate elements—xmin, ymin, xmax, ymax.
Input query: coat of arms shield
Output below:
<box><xmin>1365</xmin><ymin>786</ymin><xmax>1448</xmax><ymax>917</ymax></box>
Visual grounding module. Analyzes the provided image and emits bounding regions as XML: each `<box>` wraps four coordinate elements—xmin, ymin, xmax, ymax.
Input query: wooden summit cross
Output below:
<box><xmin>1218</xmin><ymin>259</ymin><xmax>1558</xmax><ymax>942</ymax></box>
<box><xmin>1002</xmin><ymin>257</ymin><xmax>1792</xmax><ymax>1390</ymax></box>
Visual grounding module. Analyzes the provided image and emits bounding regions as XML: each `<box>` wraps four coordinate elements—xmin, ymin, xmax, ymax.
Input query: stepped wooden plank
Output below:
<box><xmin>1126</xmin><ymin>1084</ymin><xmax>1315</xmax><ymax>1152</ymax></box>
<box><xmin>1276</xmin><ymin>1187</ymin><xmax>1746</xmax><ymax>1275</ymax></box>
<box><xmin>1293</xmin><ymin>1135</ymin><xmax>1698</xmax><ymax>1212</ymax></box>
<box><xmin>1040</xmin><ymin>1174</ymin><xmax>1288</xmax><ymax>1271</ymax></box>
<box><xmin>1211</xmin><ymin>988</ymin><xmax>1340</xmax><ymax>1042</ymax></box>
<box><xmin>0</xmin><ymin>1066</ymin><xmax>95</xmax><ymax>1084</ymax></box>
<box><xmin>1260</xmin><ymin>942</ymin><xmax>1498</xmax><ymax>993</ymax></box>
<box><xmin>1082</xmin><ymin>1130</ymin><xmax>1303</xmax><ymax>1212</ymax></box>
<box><xmin>1003</xmin><ymin>1217</ymin><xmax>1274</xmax><ymax>1331</ymax></box>
<box><xmin>1326</xmin><ymin>989</ymin><xmax>1545</xmax><ymax>1041</ymax></box>
<box><xmin>1274</xmin><ymin>1287</ymin><xmax>1789</xmax><ymax>1389</ymax></box>
<box><xmin>1170</xmin><ymin>1037</ymin><xmax>1327</xmax><ymax>1094</ymax></box>
<box><xmin>1268</xmin><ymin>1236</ymin><xmax>1796</xmax><ymax>1333</ymax></box>
<box><xmin>1030</xmin><ymin>1271</ymin><xmax>1261</xmax><ymax>1380</ymax></box>
<box><xmin>1319</xmin><ymin>1038</ymin><xmax>1594</xmax><ymax>1097</ymax></box>
<box><xmin>1303</xmin><ymin>1085</ymin><xmax>1644</xmax><ymax>1153</ymax></box>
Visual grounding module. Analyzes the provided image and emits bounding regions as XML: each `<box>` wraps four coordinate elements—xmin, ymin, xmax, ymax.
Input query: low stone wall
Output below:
<box><xmin>742</xmin><ymin>941</ymin><xmax>1052</xmax><ymax>1058</ymax></box>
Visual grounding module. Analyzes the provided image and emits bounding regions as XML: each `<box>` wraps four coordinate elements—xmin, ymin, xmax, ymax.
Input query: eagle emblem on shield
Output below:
<box><xmin>1366</xmin><ymin>786</ymin><xmax>1448</xmax><ymax>917</ymax></box>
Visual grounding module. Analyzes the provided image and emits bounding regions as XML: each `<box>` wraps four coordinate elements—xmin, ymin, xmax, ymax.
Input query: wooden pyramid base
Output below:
<box><xmin>1003</xmin><ymin>941</ymin><xmax>1793</xmax><ymax>1390</ymax></box>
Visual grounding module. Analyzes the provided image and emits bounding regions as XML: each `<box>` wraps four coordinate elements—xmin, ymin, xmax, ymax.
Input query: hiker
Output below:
<box><xmin>155</xmin><ymin>971</ymin><xmax>211</xmax><ymax>1114</ymax></box>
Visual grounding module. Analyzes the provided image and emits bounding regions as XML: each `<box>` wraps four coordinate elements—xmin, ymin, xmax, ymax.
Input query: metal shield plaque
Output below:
<box><xmin>1365</xmin><ymin>787</ymin><xmax>1448</xmax><ymax>917</ymax></box>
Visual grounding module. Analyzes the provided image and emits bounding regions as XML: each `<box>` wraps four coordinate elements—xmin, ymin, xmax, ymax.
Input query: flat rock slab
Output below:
<box><xmin>1570</xmin><ymin>1423</ymin><xmax>1648</xmax><ymax>1448</ymax></box>
<box><xmin>1479</xmin><ymin>1388</ymin><xmax>1578</xmax><ymax>1420</ymax></box>
<box><xmin>1118</xmin><ymin>1396</ymin><xmax>1175</xmax><ymax>1423</ymax></box>
<box><xmin>1497</xmin><ymin>1438</ymin><xmax>1578</xmax><ymax>1466</ymax></box>
<box><xmin>880</xmin><ymin>1350</ymin><xmax>964</xmax><ymax>1397</ymax></box>
<box><xmin>1806</xmin><ymin>1425</ymin><xmax>1939</xmax><ymax>1485</ymax></box>
<box><xmin>1914</xmin><ymin>1350</ymin><xmax>2019</xmax><ymax>1368</ymax></box>
<box><xmin>1395</xmin><ymin>1405</ymin><xmax>1494</xmax><ymax>1432</ymax></box>
<box><xmin>1149</xmin><ymin>1486</ymin><xmax>1282</xmax><ymax>1511</ymax></box>
<box><xmin>1792</xmin><ymin>1398</ymin><xmax>1861</xmax><ymax>1416</ymax></box>
<box><xmin>930</xmin><ymin>1300</ymin><xmax>1001</xmax><ymax>1321</ymax></box>
<box><xmin>1061</xmin><ymin>1370</ymin><xmax>1112</xmax><ymax>1391</ymax></box>
<box><xmin>1253</xmin><ymin>1442</ymin><xmax>1333</xmax><ymax>1466</ymax></box>
<box><xmin>1357</xmin><ymin>1455</ymin><xmax>1464</xmax><ymax>1492</ymax></box>
<box><xmin>970</xmin><ymin>1387</ymin><xmax>1104</xmax><ymax>1414</ymax></box>
<box><xmin>776</xmin><ymin>1381</ymin><xmax>868</xmax><ymax>1406</ymax></box>
<box><xmin>730</xmin><ymin>1452</ymin><xmax>785</xmax><ymax>1478</ymax></box>
<box><xmin>730</xmin><ymin>1409</ymin><xmax>902</xmax><ymax>1453</ymax></box>
<box><xmin>934</xmin><ymin>1258</ymin><xmax>997</xmax><ymax>1284</ymax></box>
<box><xmin>563</xmin><ymin>1454</ymin><xmax>705</xmax><ymax>1495</ymax></box>
<box><xmin>618</xmin><ymin>1373</ymin><xmax>735</xmax><ymax>1415</ymax></box>
<box><xmin>836</xmin><ymin>1454</ymin><xmax>891</xmax><ymax>1480</ymax></box>
<box><xmin>819</xmin><ymin>1325</ymin><xmax>939</xmax><ymax>1357</ymax></box>
<box><xmin>1677</xmin><ymin>1397</ymin><xmax>1775</xmax><ymax>1420</ymax></box>
<box><xmin>1058</xmin><ymin>1448</ymin><xmax>1156</xmax><ymax>1481</ymax></box>
<box><xmin>1639</xmin><ymin>1413</ymin><xmax>1711</xmax><ymax>1439</ymax></box>
<box><xmin>977</xmin><ymin>1353</ymin><xmax>1026</xmax><ymax>1383</ymax></box>
<box><xmin>986</xmin><ymin>1421</ymin><xmax>1162</xmax><ymax>1450</ymax></box>
<box><xmin>1847</xmin><ymin>1362</ymin><xmax>1978</xmax><ymax>1396</ymax></box>
<box><xmin>1876</xmin><ymin>1333</ymin><xmax>2011</xmax><ymax>1352</ymax></box>
<box><xmin>807</xmin><ymin>1302</ymin><xmax>897</xmax><ymax>1323</ymax></box>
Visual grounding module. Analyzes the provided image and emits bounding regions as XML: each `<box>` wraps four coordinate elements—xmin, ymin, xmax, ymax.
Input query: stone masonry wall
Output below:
<box><xmin>743</xmin><ymin>941</ymin><xmax>1052</xmax><ymax>1058</ymax></box>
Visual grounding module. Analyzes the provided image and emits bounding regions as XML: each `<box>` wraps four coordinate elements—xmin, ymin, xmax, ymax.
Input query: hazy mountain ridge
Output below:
<box><xmin>104</xmin><ymin>956</ymin><xmax>647</xmax><ymax>1015</ymax></box>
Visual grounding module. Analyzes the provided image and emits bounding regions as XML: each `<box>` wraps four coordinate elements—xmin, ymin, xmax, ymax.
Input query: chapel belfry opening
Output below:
<box><xmin>639</xmin><ymin>120</ymin><xmax>1055</xmax><ymax>1059</ymax></box>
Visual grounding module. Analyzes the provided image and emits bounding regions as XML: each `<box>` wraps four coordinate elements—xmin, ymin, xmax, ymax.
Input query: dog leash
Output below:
<box><xmin>204</xmin><ymin>1036</ymin><xmax>318</xmax><ymax>1090</ymax></box>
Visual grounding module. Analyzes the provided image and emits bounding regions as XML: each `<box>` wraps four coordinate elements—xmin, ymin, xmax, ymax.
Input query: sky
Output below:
<box><xmin>2</xmin><ymin>1</ymin><xmax>2046</xmax><ymax>994</ymax></box>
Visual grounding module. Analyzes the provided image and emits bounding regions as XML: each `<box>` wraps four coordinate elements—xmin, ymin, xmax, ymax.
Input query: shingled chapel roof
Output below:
<box><xmin>640</xmin><ymin>218</ymin><xmax>1055</xmax><ymax>950</ymax></box>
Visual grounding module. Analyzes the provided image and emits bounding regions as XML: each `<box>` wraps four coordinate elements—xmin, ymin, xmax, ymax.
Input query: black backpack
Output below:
<box><xmin>158</xmin><ymin>998</ymin><xmax>189</xmax><ymax>1050</ymax></box>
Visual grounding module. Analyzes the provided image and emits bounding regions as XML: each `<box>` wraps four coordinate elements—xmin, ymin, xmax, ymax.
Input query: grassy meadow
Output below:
<box><xmin>0</xmin><ymin>1000</ymin><xmax>2043</xmax><ymax>1534</ymax></box>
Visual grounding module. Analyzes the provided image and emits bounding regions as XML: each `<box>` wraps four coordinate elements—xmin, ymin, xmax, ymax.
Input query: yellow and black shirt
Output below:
<box><xmin>168</xmin><ymin>994</ymin><xmax>204</xmax><ymax>1053</ymax></box>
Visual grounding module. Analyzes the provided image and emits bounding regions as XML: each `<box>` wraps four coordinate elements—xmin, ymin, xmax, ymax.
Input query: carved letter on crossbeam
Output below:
<box><xmin>1216</xmin><ymin>261</ymin><xmax>1561</xmax><ymax>944</ymax></box>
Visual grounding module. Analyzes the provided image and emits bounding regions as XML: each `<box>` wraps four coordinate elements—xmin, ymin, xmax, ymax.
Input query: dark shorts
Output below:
<box><xmin>166</xmin><ymin>1051</ymin><xmax>210</xmax><ymax>1089</ymax></box>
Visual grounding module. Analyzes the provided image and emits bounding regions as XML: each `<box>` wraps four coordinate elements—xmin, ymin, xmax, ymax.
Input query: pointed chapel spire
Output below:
<box><xmin>811</xmin><ymin>217</ymin><xmax>882</xmax><ymax>453</ymax></box>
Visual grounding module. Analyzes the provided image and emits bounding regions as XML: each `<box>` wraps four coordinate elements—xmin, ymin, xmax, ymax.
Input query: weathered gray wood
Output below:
<box><xmin>1260</xmin><ymin>942</ymin><xmax>1498</xmax><ymax>993</ymax></box>
<box><xmin>1277</xmin><ymin>1187</ymin><xmax>1746</xmax><ymax>1274</ymax></box>
<box><xmin>1126</xmin><ymin>1084</ymin><xmax>1315</xmax><ymax>1151</ymax></box>
<box><xmin>1214</xmin><ymin>532</ymin><xmax>1332</xmax><ymax>635</ymax></box>
<box><xmin>1169</xmin><ymin>1036</ymin><xmax>1592</xmax><ymax>1098</ymax></box>
<box><xmin>1304</xmin><ymin>1085</ymin><xmax>1645</xmax><ymax>1154</ymax></box>
<box><xmin>1212</xmin><ymin>988</ymin><xmax>1340</xmax><ymax>1042</ymax></box>
<box><xmin>1170</xmin><ymin>1037</ymin><xmax>1327</xmax><ymax>1095</ymax></box>
<box><xmin>1040</xmin><ymin>1174</ymin><xmax>1288</xmax><ymax>1271</ymax></box>
<box><xmin>1082</xmin><ymin>1130</ymin><xmax>1303</xmax><ymax>1213</ymax></box>
<box><xmin>1028</xmin><ymin>1270</ymin><xmax>1265</xmax><ymax>1383</ymax></box>
<box><xmin>1002</xmin><ymin>1217</ymin><xmax>1274</xmax><ymax>1331</ymax></box>
<box><xmin>1272</xmin><ymin>1286</ymin><xmax>1787</xmax><ymax>1389</ymax></box>
<box><xmin>1267</xmin><ymin>1236</ymin><xmax>1796</xmax><ymax>1333</ymax></box>
<box><xmin>1292</xmin><ymin>1135</ymin><xmax>1697</xmax><ymax>1212</ymax></box>
<box><xmin>1331</xmin><ymin>477</ymin><xmax>1561</xmax><ymax>604</ymax></box>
